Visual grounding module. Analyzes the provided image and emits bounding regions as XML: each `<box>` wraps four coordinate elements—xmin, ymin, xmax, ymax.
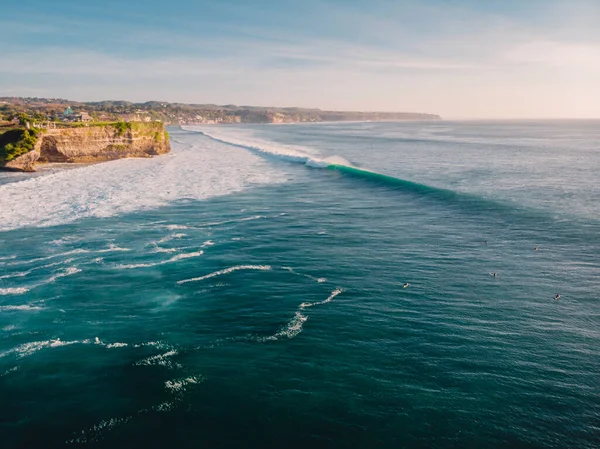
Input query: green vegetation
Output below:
<box><xmin>0</xmin><ymin>128</ymin><xmax>41</xmax><ymax>162</ymax></box>
<box><xmin>112</xmin><ymin>121</ymin><xmax>131</xmax><ymax>136</ymax></box>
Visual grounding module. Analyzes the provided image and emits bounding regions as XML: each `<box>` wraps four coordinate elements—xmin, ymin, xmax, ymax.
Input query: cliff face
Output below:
<box><xmin>2</xmin><ymin>150</ymin><xmax>39</xmax><ymax>172</ymax></box>
<box><xmin>1</xmin><ymin>122</ymin><xmax>170</xmax><ymax>171</ymax></box>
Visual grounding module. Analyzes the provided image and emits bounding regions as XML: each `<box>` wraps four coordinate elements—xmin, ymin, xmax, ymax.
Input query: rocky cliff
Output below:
<box><xmin>1</xmin><ymin>122</ymin><xmax>170</xmax><ymax>172</ymax></box>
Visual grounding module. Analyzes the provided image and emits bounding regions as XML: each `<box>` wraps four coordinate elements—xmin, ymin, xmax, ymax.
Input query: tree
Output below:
<box><xmin>17</xmin><ymin>113</ymin><xmax>31</xmax><ymax>126</ymax></box>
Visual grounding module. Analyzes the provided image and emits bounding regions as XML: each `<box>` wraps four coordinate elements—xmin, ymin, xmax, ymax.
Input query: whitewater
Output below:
<box><xmin>0</xmin><ymin>135</ymin><xmax>283</xmax><ymax>231</ymax></box>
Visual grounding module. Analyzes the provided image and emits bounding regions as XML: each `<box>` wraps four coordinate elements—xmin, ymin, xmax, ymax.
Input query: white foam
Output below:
<box><xmin>0</xmin><ymin>269</ymin><xmax>34</xmax><ymax>280</ymax></box>
<box><xmin>165</xmin><ymin>224</ymin><xmax>189</xmax><ymax>230</ymax></box>
<box><xmin>0</xmin><ymin>336</ymin><xmax>135</xmax><ymax>358</ymax></box>
<box><xmin>0</xmin><ymin>137</ymin><xmax>283</xmax><ymax>231</ymax></box>
<box><xmin>66</xmin><ymin>416</ymin><xmax>132</xmax><ymax>444</ymax></box>
<box><xmin>282</xmin><ymin>266</ymin><xmax>327</xmax><ymax>284</ymax></box>
<box><xmin>151</xmin><ymin>401</ymin><xmax>176</xmax><ymax>413</ymax></box>
<box><xmin>260</xmin><ymin>288</ymin><xmax>342</xmax><ymax>342</ymax></box>
<box><xmin>37</xmin><ymin>266</ymin><xmax>82</xmax><ymax>286</ymax></box>
<box><xmin>268</xmin><ymin>311</ymin><xmax>308</xmax><ymax>341</ymax></box>
<box><xmin>197</xmin><ymin>215</ymin><xmax>266</xmax><ymax>227</ymax></box>
<box><xmin>134</xmin><ymin>349</ymin><xmax>179</xmax><ymax>368</ymax></box>
<box><xmin>0</xmin><ymin>338</ymin><xmax>87</xmax><ymax>358</ymax></box>
<box><xmin>169</xmin><ymin>251</ymin><xmax>203</xmax><ymax>262</ymax></box>
<box><xmin>186</xmin><ymin>126</ymin><xmax>354</xmax><ymax>169</ymax></box>
<box><xmin>0</xmin><ymin>287</ymin><xmax>29</xmax><ymax>295</ymax></box>
<box><xmin>133</xmin><ymin>340</ymin><xmax>171</xmax><ymax>350</ymax></box>
<box><xmin>1</xmin><ymin>366</ymin><xmax>19</xmax><ymax>377</ymax></box>
<box><xmin>299</xmin><ymin>287</ymin><xmax>343</xmax><ymax>309</ymax></box>
<box><xmin>149</xmin><ymin>245</ymin><xmax>179</xmax><ymax>254</ymax></box>
<box><xmin>0</xmin><ymin>259</ymin><xmax>72</xmax><ymax>282</ymax></box>
<box><xmin>96</xmin><ymin>244</ymin><xmax>130</xmax><ymax>253</ymax></box>
<box><xmin>178</xmin><ymin>264</ymin><xmax>272</xmax><ymax>284</ymax></box>
<box><xmin>158</xmin><ymin>233</ymin><xmax>186</xmax><ymax>244</ymax></box>
<box><xmin>49</xmin><ymin>236</ymin><xmax>81</xmax><ymax>246</ymax></box>
<box><xmin>165</xmin><ymin>375</ymin><xmax>204</xmax><ymax>393</ymax></box>
<box><xmin>7</xmin><ymin>249</ymin><xmax>88</xmax><ymax>266</ymax></box>
<box><xmin>116</xmin><ymin>250</ymin><xmax>203</xmax><ymax>269</ymax></box>
<box><xmin>0</xmin><ymin>304</ymin><xmax>43</xmax><ymax>311</ymax></box>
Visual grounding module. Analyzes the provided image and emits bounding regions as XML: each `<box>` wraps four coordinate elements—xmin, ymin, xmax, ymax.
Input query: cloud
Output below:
<box><xmin>1</xmin><ymin>0</ymin><xmax>599</xmax><ymax>118</ymax></box>
<box><xmin>503</xmin><ymin>40</ymin><xmax>600</xmax><ymax>69</ymax></box>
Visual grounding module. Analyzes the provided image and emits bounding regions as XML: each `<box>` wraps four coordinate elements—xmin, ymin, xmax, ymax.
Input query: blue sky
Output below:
<box><xmin>1</xmin><ymin>0</ymin><xmax>599</xmax><ymax>118</ymax></box>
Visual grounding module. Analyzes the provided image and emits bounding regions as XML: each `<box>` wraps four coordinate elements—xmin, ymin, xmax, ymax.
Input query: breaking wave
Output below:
<box><xmin>185</xmin><ymin>126</ymin><xmax>353</xmax><ymax>168</ymax></box>
<box><xmin>188</xmin><ymin>126</ymin><xmax>555</xmax><ymax>223</ymax></box>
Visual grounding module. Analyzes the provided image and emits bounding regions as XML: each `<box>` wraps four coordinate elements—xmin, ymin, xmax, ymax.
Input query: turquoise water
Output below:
<box><xmin>1</xmin><ymin>121</ymin><xmax>599</xmax><ymax>448</ymax></box>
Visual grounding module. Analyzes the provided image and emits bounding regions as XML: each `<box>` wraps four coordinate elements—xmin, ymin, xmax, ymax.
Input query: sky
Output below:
<box><xmin>1</xmin><ymin>0</ymin><xmax>599</xmax><ymax>118</ymax></box>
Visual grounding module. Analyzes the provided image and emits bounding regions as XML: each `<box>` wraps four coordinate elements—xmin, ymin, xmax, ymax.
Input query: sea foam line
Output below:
<box><xmin>165</xmin><ymin>375</ymin><xmax>205</xmax><ymax>394</ymax></box>
<box><xmin>134</xmin><ymin>350</ymin><xmax>179</xmax><ymax>369</ymax></box>
<box><xmin>157</xmin><ymin>233</ymin><xmax>186</xmax><ymax>244</ymax></box>
<box><xmin>0</xmin><ymin>338</ymin><xmax>88</xmax><ymax>359</ymax></box>
<box><xmin>67</xmin><ymin>373</ymin><xmax>205</xmax><ymax>444</ymax></box>
<box><xmin>259</xmin><ymin>288</ymin><xmax>343</xmax><ymax>342</ymax></box>
<box><xmin>67</xmin><ymin>416</ymin><xmax>133</xmax><ymax>444</ymax></box>
<box><xmin>116</xmin><ymin>250</ymin><xmax>203</xmax><ymax>269</ymax></box>
<box><xmin>8</xmin><ymin>249</ymin><xmax>89</xmax><ymax>266</ymax></box>
<box><xmin>6</xmin><ymin>266</ymin><xmax>83</xmax><ymax>293</ymax></box>
<box><xmin>282</xmin><ymin>266</ymin><xmax>327</xmax><ymax>283</ymax></box>
<box><xmin>177</xmin><ymin>264</ymin><xmax>272</xmax><ymax>284</ymax></box>
<box><xmin>0</xmin><ymin>304</ymin><xmax>43</xmax><ymax>311</ymax></box>
<box><xmin>0</xmin><ymin>337</ymin><xmax>133</xmax><ymax>359</ymax></box>
<box><xmin>0</xmin><ymin>287</ymin><xmax>30</xmax><ymax>296</ymax></box>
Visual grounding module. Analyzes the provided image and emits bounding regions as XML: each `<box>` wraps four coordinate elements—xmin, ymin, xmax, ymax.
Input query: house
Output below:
<box><xmin>80</xmin><ymin>112</ymin><xmax>93</xmax><ymax>122</ymax></box>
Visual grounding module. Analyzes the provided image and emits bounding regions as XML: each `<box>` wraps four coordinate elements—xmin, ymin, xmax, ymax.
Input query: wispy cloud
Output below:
<box><xmin>1</xmin><ymin>0</ymin><xmax>599</xmax><ymax>118</ymax></box>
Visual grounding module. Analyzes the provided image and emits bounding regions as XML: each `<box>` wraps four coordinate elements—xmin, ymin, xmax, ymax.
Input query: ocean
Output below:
<box><xmin>0</xmin><ymin>120</ymin><xmax>599</xmax><ymax>448</ymax></box>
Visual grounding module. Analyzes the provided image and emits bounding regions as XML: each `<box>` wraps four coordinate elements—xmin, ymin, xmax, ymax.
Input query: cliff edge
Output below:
<box><xmin>1</xmin><ymin>122</ymin><xmax>170</xmax><ymax>172</ymax></box>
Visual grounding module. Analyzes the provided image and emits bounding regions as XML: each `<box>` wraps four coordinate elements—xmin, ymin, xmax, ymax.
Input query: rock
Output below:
<box><xmin>2</xmin><ymin>150</ymin><xmax>40</xmax><ymax>172</ymax></box>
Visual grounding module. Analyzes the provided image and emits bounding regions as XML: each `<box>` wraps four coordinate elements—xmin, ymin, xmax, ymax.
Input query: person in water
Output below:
<box><xmin>403</xmin><ymin>283</ymin><xmax>410</xmax><ymax>288</ymax></box>
<box><xmin>554</xmin><ymin>294</ymin><xmax>561</xmax><ymax>300</ymax></box>
<box><xmin>534</xmin><ymin>246</ymin><xmax>539</xmax><ymax>251</ymax></box>
<box><xmin>490</xmin><ymin>272</ymin><xmax>497</xmax><ymax>277</ymax></box>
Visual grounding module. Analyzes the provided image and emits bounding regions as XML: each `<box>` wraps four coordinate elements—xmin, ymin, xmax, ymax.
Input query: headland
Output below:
<box><xmin>1</xmin><ymin>121</ymin><xmax>170</xmax><ymax>172</ymax></box>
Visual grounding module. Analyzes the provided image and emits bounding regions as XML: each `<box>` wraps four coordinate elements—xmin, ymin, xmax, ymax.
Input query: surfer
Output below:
<box><xmin>554</xmin><ymin>294</ymin><xmax>561</xmax><ymax>300</ymax></box>
<box><xmin>403</xmin><ymin>283</ymin><xmax>409</xmax><ymax>288</ymax></box>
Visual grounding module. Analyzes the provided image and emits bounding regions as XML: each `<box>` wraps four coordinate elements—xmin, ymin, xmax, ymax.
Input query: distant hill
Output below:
<box><xmin>0</xmin><ymin>97</ymin><xmax>441</xmax><ymax>125</ymax></box>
